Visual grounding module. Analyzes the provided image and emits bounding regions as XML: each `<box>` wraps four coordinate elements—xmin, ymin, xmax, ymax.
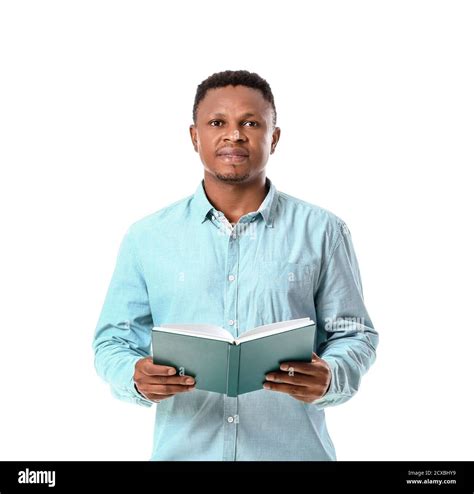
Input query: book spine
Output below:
<box><xmin>226</xmin><ymin>344</ymin><xmax>241</xmax><ymax>397</ymax></box>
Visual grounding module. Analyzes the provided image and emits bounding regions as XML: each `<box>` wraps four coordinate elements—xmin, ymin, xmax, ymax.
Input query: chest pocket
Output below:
<box><xmin>258</xmin><ymin>261</ymin><xmax>315</xmax><ymax>299</ymax></box>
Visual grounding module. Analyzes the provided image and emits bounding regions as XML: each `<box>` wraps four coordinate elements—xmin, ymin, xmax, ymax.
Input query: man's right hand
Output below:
<box><xmin>134</xmin><ymin>356</ymin><xmax>196</xmax><ymax>402</ymax></box>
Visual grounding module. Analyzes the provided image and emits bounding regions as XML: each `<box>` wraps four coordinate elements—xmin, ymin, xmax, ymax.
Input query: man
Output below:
<box><xmin>93</xmin><ymin>70</ymin><xmax>378</xmax><ymax>461</ymax></box>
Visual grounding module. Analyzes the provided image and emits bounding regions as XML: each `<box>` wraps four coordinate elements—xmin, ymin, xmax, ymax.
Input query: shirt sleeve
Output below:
<box><xmin>92</xmin><ymin>227</ymin><xmax>155</xmax><ymax>407</ymax></box>
<box><xmin>311</xmin><ymin>220</ymin><xmax>379</xmax><ymax>409</ymax></box>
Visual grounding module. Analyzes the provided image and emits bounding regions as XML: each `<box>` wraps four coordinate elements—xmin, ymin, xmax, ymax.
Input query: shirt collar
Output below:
<box><xmin>191</xmin><ymin>177</ymin><xmax>278</xmax><ymax>228</ymax></box>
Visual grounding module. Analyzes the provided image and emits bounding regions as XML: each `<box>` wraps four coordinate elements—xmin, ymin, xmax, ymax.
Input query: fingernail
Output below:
<box><xmin>263</xmin><ymin>383</ymin><xmax>271</xmax><ymax>389</ymax></box>
<box><xmin>185</xmin><ymin>378</ymin><xmax>194</xmax><ymax>384</ymax></box>
<box><xmin>168</xmin><ymin>368</ymin><xmax>176</xmax><ymax>375</ymax></box>
<box><xmin>280</xmin><ymin>364</ymin><xmax>289</xmax><ymax>371</ymax></box>
<box><xmin>266</xmin><ymin>374</ymin><xmax>274</xmax><ymax>381</ymax></box>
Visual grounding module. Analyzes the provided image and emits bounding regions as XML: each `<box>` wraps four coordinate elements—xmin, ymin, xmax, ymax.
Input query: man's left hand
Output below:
<box><xmin>263</xmin><ymin>352</ymin><xmax>331</xmax><ymax>403</ymax></box>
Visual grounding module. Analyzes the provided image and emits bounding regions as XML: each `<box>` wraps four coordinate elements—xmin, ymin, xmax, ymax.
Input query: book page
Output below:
<box><xmin>235</xmin><ymin>317</ymin><xmax>314</xmax><ymax>344</ymax></box>
<box><xmin>154</xmin><ymin>323</ymin><xmax>235</xmax><ymax>343</ymax></box>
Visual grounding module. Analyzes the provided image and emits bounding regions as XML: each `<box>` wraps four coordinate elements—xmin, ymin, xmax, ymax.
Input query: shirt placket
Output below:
<box><xmin>214</xmin><ymin>211</ymin><xmax>240</xmax><ymax>461</ymax></box>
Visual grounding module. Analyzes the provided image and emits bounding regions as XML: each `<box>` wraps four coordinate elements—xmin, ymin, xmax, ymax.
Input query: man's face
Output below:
<box><xmin>190</xmin><ymin>85</ymin><xmax>280</xmax><ymax>184</ymax></box>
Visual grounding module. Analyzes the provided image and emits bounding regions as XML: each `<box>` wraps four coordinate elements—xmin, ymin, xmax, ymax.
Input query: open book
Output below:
<box><xmin>151</xmin><ymin>317</ymin><xmax>316</xmax><ymax>397</ymax></box>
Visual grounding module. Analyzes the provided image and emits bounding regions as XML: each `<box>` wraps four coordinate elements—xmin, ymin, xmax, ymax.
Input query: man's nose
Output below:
<box><xmin>224</xmin><ymin>127</ymin><xmax>246</xmax><ymax>142</ymax></box>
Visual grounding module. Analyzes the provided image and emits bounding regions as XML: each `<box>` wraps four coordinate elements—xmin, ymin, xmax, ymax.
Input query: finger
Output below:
<box><xmin>265</xmin><ymin>371</ymin><xmax>315</xmax><ymax>387</ymax></box>
<box><xmin>279</xmin><ymin>360</ymin><xmax>325</xmax><ymax>376</ymax></box>
<box><xmin>311</xmin><ymin>352</ymin><xmax>323</xmax><ymax>362</ymax></box>
<box><xmin>143</xmin><ymin>375</ymin><xmax>195</xmax><ymax>386</ymax></box>
<box><xmin>263</xmin><ymin>382</ymin><xmax>309</xmax><ymax>397</ymax></box>
<box><xmin>142</xmin><ymin>357</ymin><xmax>177</xmax><ymax>377</ymax></box>
<box><xmin>142</xmin><ymin>384</ymin><xmax>196</xmax><ymax>395</ymax></box>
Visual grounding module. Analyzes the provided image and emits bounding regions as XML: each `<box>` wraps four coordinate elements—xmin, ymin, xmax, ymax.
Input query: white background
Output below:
<box><xmin>0</xmin><ymin>0</ymin><xmax>473</xmax><ymax>460</ymax></box>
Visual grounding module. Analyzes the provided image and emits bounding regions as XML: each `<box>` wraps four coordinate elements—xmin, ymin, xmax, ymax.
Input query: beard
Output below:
<box><xmin>215</xmin><ymin>171</ymin><xmax>251</xmax><ymax>183</ymax></box>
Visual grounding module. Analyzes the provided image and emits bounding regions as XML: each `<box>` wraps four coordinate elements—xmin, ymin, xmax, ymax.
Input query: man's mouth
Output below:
<box><xmin>216</xmin><ymin>146</ymin><xmax>249</xmax><ymax>164</ymax></box>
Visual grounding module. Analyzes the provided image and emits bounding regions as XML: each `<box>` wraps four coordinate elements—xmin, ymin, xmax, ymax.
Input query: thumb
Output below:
<box><xmin>311</xmin><ymin>352</ymin><xmax>322</xmax><ymax>362</ymax></box>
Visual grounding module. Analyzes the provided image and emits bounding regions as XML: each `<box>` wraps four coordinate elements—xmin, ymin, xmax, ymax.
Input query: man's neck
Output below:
<box><xmin>202</xmin><ymin>172</ymin><xmax>269</xmax><ymax>224</ymax></box>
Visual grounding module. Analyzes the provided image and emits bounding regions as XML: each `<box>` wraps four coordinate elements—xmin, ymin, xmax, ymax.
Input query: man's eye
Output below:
<box><xmin>243</xmin><ymin>121</ymin><xmax>258</xmax><ymax>127</ymax></box>
<box><xmin>209</xmin><ymin>120</ymin><xmax>223</xmax><ymax>127</ymax></box>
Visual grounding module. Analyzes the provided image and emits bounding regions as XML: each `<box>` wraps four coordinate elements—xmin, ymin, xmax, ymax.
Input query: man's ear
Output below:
<box><xmin>189</xmin><ymin>124</ymin><xmax>199</xmax><ymax>153</ymax></box>
<box><xmin>270</xmin><ymin>126</ymin><xmax>281</xmax><ymax>154</ymax></box>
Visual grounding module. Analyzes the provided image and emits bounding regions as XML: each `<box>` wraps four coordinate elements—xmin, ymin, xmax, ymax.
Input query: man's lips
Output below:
<box><xmin>216</xmin><ymin>147</ymin><xmax>249</xmax><ymax>164</ymax></box>
<box><xmin>216</xmin><ymin>146</ymin><xmax>249</xmax><ymax>157</ymax></box>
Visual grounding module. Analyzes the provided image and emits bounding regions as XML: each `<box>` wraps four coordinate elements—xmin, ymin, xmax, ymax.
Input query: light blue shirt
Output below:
<box><xmin>93</xmin><ymin>177</ymin><xmax>378</xmax><ymax>461</ymax></box>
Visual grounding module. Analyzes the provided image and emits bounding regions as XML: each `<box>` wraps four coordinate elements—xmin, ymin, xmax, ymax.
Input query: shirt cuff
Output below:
<box><xmin>125</xmin><ymin>355</ymin><xmax>155</xmax><ymax>407</ymax></box>
<box><xmin>132</xmin><ymin>382</ymin><xmax>156</xmax><ymax>406</ymax></box>
<box><xmin>310</xmin><ymin>357</ymin><xmax>345</xmax><ymax>409</ymax></box>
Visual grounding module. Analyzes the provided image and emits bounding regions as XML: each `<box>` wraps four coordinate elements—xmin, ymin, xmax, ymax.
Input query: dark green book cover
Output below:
<box><xmin>152</xmin><ymin>318</ymin><xmax>316</xmax><ymax>397</ymax></box>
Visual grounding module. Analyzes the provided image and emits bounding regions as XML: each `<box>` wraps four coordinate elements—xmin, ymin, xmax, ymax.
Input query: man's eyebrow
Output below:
<box><xmin>208</xmin><ymin>112</ymin><xmax>261</xmax><ymax>119</ymax></box>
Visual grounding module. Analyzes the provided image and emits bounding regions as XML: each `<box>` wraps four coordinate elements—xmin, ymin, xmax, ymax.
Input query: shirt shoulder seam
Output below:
<box><xmin>317</xmin><ymin>222</ymin><xmax>345</xmax><ymax>285</ymax></box>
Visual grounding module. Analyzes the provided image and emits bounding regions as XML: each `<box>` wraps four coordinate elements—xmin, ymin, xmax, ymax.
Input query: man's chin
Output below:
<box><xmin>214</xmin><ymin>171</ymin><xmax>251</xmax><ymax>184</ymax></box>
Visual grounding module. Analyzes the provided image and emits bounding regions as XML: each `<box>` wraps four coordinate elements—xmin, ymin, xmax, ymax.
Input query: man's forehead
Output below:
<box><xmin>209</xmin><ymin>111</ymin><xmax>258</xmax><ymax>118</ymax></box>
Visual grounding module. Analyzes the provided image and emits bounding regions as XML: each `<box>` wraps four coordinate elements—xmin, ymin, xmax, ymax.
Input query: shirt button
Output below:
<box><xmin>229</xmin><ymin>319</ymin><xmax>235</xmax><ymax>326</ymax></box>
<box><xmin>227</xmin><ymin>416</ymin><xmax>234</xmax><ymax>423</ymax></box>
<box><xmin>228</xmin><ymin>274</ymin><xmax>235</xmax><ymax>282</ymax></box>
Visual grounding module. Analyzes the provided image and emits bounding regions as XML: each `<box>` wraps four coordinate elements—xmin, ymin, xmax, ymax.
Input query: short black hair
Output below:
<box><xmin>192</xmin><ymin>70</ymin><xmax>277</xmax><ymax>127</ymax></box>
